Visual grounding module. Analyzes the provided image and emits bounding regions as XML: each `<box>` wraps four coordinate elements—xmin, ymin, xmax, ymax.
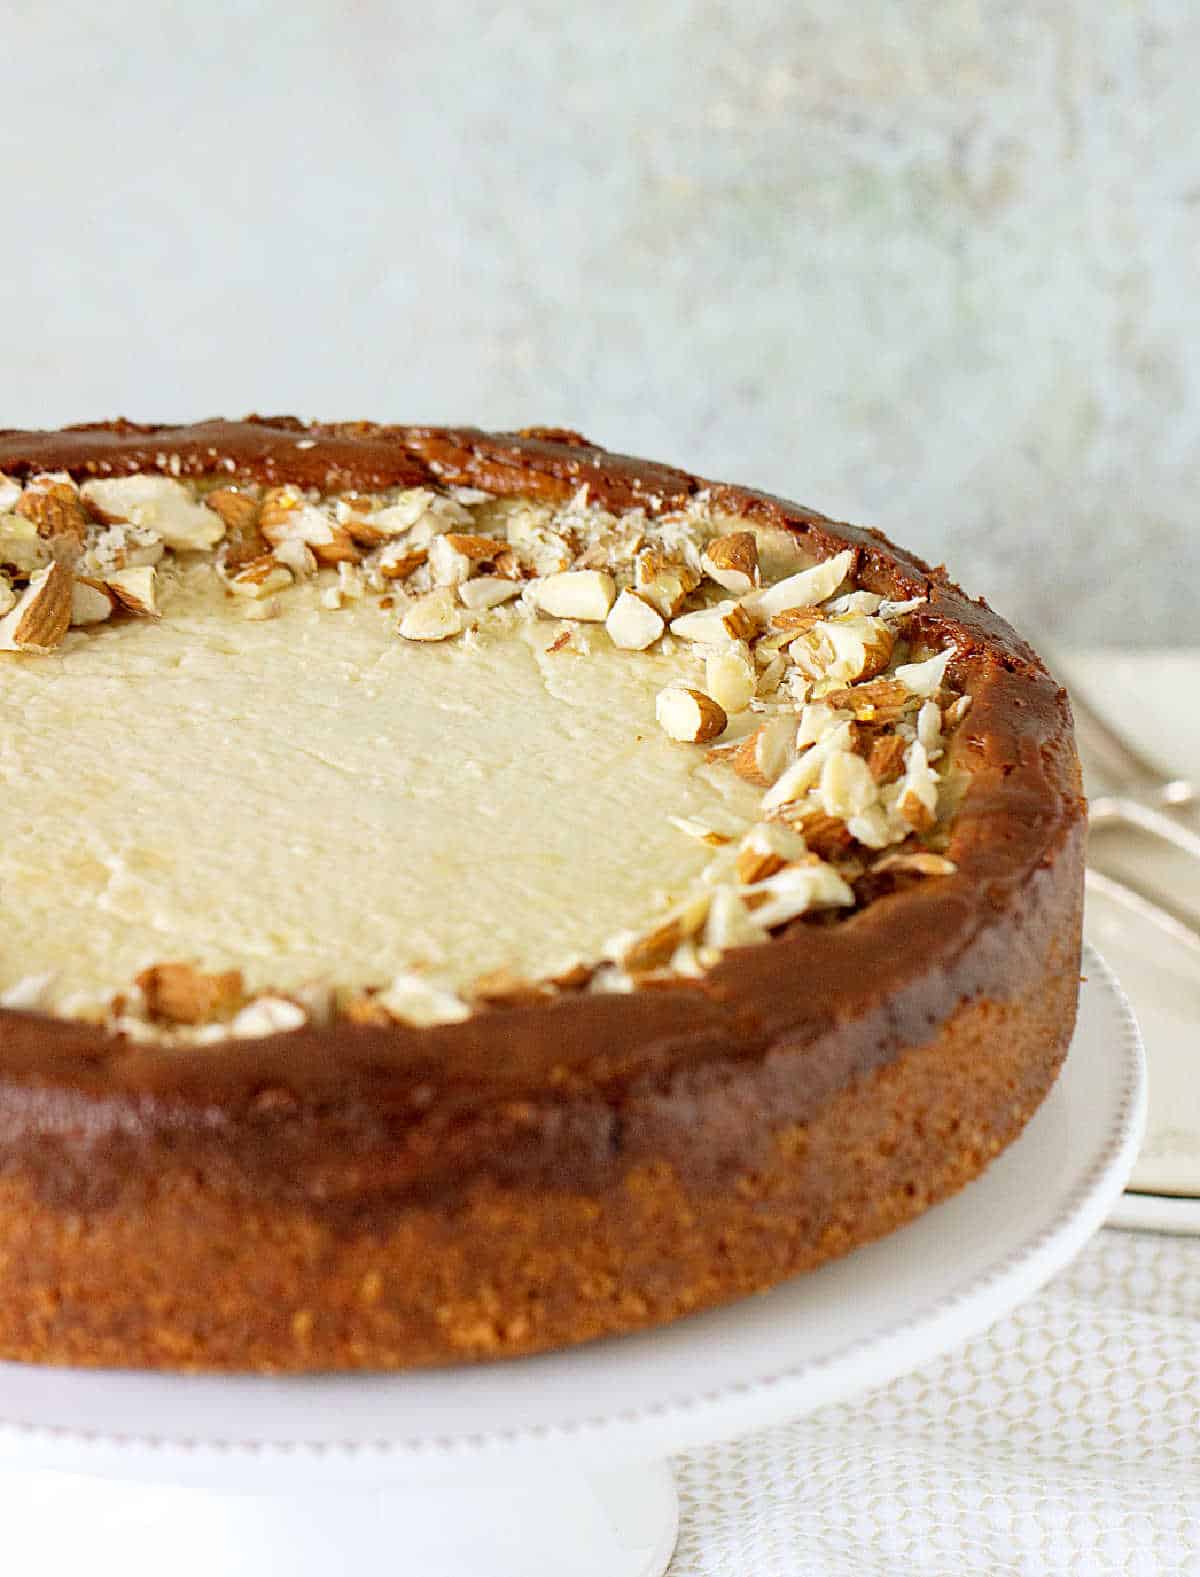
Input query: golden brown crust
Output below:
<box><xmin>0</xmin><ymin>418</ymin><xmax>1086</xmax><ymax>1370</ymax></box>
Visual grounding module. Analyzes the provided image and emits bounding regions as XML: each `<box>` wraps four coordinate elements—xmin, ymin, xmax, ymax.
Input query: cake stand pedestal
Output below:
<box><xmin>0</xmin><ymin>949</ymin><xmax>1144</xmax><ymax>1577</ymax></box>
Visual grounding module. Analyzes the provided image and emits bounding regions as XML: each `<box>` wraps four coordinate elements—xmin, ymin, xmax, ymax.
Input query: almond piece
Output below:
<box><xmin>135</xmin><ymin>962</ymin><xmax>245</xmax><ymax>1025</ymax></box>
<box><xmin>705</xmin><ymin>642</ymin><xmax>757</xmax><ymax>715</ymax></box>
<box><xmin>399</xmin><ymin>588</ymin><xmax>463</xmax><ymax>642</ymax></box>
<box><xmin>822</xmin><ymin>678</ymin><xmax>910</xmax><ymax>723</ymax></box>
<box><xmin>16</xmin><ymin>480</ymin><xmax>88</xmax><ymax>558</ymax></box>
<box><xmin>428</xmin><ymin>533</ymin><xmax>473</xmax><ymax>586</ymax></box>
<box><xmin>818</xmin><ymin>748</ymin><xmax>877</xmax><ymax>820</ymax></box>
<box><xmin>82</xmin><ymin>476</ymin><xmax>224</xmax><ymax>551</ymax></box>
<box><xmin>70</xmin><ymin>576</ymin><xmax>115</xmax><ymax>627</ymax></box>
<box><xmin>670</xmin><ymin>600</ymin><xmax>758</xmax><ymax>644</ymax></box>
<box><xmin>709</xmin><ymin>713</ymin><xmax>797</xmax><ymax>787</ymax></box>
<box><xmin>443</xmin><ymin>533</ymin><xmax>508</xmax><ymax>562</ymax></box>
<box><xmin>260</xmin><ymin>488</ymin><xmax>360</xmax><ymax>566</ymax></box>
<box><xmin>231</xmin><ymin>996</ymin><xmax>308</xmax><ymax>1037</ymax></box>
<box><xmin>873</xmin><ymin>851</ymin><xmax>958</xmax><ymax>877</ymax></box>
<box><xmin>531</xmin><ymin>569</ymin><xmax>616</xmax><ymax>621</ymax></box>
<box><xmin>613</xmin><ymin>893</ymin><xmax>711</xmax><ymax>975</ymax></box>
<box><xmin>633</xmin><ymin>549</ymin><xmax>700</xmax><ymax>619</ymax></box>
<box><xmin>794</xmin><ymin>810</ymin><xmax>856</xmax><ymax>860</ymax></box>
<box><xmin>459</xmin><ymin>576</ymin><xmax>523</xmax><ymax>611</ymax></box>
<box><xmin>272</xmin><ymin>537</ymin><xmax>318</xmax><ymax>579</ymax></box>
<box><xmin>867</xmin><ymin>734</ymin><xmax>908</xmax><ymax>784</ymax></box>
<box><xmin>703</xmin><ymin>886</ymin><xmax>769</xmax><ymax>950</ymax></box>
<box><xmin>377</xmin><ymin>545</ymin><xmax>428</xmax><ymax>581</ymax></box>
<box><xmin>895</xmin><ymin>739</ymin><xmax>940</xmax><ymax>831</ymax></box>
<box><xmin>943</xmin><ymin>693</ymin><xmax>972</xmax><ymax>728</ymax></box>
<box><xmin>206</xmin><ymin>488</ymin><xmax>267</xmax><ymax>568</ymax></box>
<box><xmin>736</xmin><ymin>844</ymin><xmax>787</xmax><ymax>885</ymax></box>
<box><xmin>0</xmin><ymin>561</ymin><xmax>72</xmax><ymax>651</ymax></box>
<box><xmin>605</xmin><ymin>589</ymin><xmax>665</xmax><ymax>650</ymax></box>
<box><xmin>741</xmin><ymin>548</ymin><xmax>854</xmax><ymax>620</ymax></box>
<box><xmin>106</xmin><ymin>565</ymin><xmax>161</xmax><ymax>617</ymax></box>
<box><xmin>376</xmin><ymin>971</ymin><xmax>471</xmax><ymax>1027</ymax></box>
<box><xmin>790</xmin><ymin>615</ymin><xmax>894</xmax><ymax>685</ymax></box>
<box><xmin>656</xmin><ymin>686</ymin><xmax>728</xmax><ymax>743</ymax></box>
<box><xmin>894</xmin><ymin>646</ymin><xmax>956</xmax><ymax>698</ymax></box>
<box><xmin>342</xmin><ymin>993</ymin><xmax>394</xmax><ymax>1027</ymax></box>
<box><xmin>471</xmin><ymin>967</ymin><xmax>549</xmax><ymax>1006</ymax></box>
<box><xmin>769</xmin><ymin>606</ymin><xmax>824</xmax><ymax>633</ymax></box>
<box><xmin>0</xmin><ymin>514</ymin><xmax>51</xmax><ymax>577</ymax></box>
<box><xmin>227</xmin><ymin>554</ymin><xmax>293</xmax><ymax>600</ymax></box>
<box><xmin>0</xmin><ymin>571</ymin><xmax>14</xmax><ymax>617</ymax></box>
<box><xmin>701</xmin><ymin>531</ymin><xmax>759</xmax><ymax>595</ymax></box>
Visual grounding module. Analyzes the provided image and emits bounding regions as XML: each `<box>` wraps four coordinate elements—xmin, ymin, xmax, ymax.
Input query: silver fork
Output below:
<box><xmin>1067</xmin><ymin>678</ymin><xmax>1200</xmax><ymax>953</ymax></box>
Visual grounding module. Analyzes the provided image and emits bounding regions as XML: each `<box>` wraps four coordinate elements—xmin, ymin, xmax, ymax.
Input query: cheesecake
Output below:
<box><xmin>0</xmin><ymin>419</ymin><xmax>1085</xmax><ymax>1370</ymax></box>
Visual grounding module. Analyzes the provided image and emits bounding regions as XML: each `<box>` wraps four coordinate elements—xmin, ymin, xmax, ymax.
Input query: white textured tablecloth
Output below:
<box><xmin>670</xmin><ymin>1230</ymin><xmax>1200</xmax><ymax>1574</ymax></box>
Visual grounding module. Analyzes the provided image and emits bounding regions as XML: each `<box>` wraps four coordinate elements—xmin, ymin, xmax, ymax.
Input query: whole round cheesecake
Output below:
<box><xmin>0</xmin><ymin>418</ymin><xmax>1084</xmax><ymax>1371</ymax></box>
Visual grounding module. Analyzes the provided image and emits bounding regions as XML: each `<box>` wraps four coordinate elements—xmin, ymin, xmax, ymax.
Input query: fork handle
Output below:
<box><xmin>1089</xmin><ymin>796</ymin><xmax>1200</xmax><ymax>864</ymax></box>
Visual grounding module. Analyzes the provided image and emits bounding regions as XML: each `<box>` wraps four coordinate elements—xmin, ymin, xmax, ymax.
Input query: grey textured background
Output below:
<box><xmin>3</xmin><ymin>0</ymin><xmax>1198</xmax><ymax>646</ymax></box>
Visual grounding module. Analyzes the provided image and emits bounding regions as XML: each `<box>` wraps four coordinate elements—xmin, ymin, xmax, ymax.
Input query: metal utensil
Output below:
<box><xmin>1064</xmin><ymin>675</ymin><xmax>1200</xmax><ymax>949</ymax></box>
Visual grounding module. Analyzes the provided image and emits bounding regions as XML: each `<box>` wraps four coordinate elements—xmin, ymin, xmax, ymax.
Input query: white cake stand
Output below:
<box><xmin>0</xmin><ymin>946</ymin><xmax>1144</xmax><ymax>1577</ymax></box>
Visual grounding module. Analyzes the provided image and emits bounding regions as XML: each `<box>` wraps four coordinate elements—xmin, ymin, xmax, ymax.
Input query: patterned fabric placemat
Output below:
<box><xmin>671</xmin><ymin>1230</ymin><xmax>1200</xmax><ymax>1575</ymax></box>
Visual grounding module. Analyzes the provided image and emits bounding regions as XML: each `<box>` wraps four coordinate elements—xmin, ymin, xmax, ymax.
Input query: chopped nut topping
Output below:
<box><xmin>822</xmin><ymin>678</ymin><xmax>910</xmax><ymax>723</ymax></box>
<box><xmin>377</xmin><ymin>544</ymin><xmax>428</xmax><ymax>581</ymax></box>
<box><xmin>709</xmin><ymin>713</ymin><xmax>796</xmax><ymax>787</ymax></box>
<box><xmin>701</xmin><ymin>531</ymin><xmax>759</xmax><ymax>595</ymax></box>
<box><xmin>106</xmin><ymin>565</ymin><xmax>161</xmax><ymax>618</ymax></box>
<box><xmin>460</xmin><ymin>576</ymin><xmax>523</xmax><ymax>611</ymax></box>
<box><xmin>0</xmin><ymin>561</ymin><xmax>72</xmax><ymax>651</ymax></box>
<box><xmin>656</xmin><ymin>685</ymin><xmax>728</xmax><ymax>743</ymax></box>
<box><xmin>70</xmin><ymin>576</ymin><xmax>115</xmax><ymax>627</ymax></box>
<box><xmin>606</xmin><ymin>589</ymin><xmax>665</xmax><ymax>650</ymax></box>
<box><xmin>705</xmin><ymin>642</ymin><xmax>757</xmax><ymax>715</ymax></box>
<box><xmin>742</xmin><ymin>549</ymin><xmax>853</xmax><ymax>620</ymax></box>
<box><xmin>16</xmin><ymin>479</ymin><xmax>88</xmax><ymax>557</ymax></box>
<box><xmin>531</xmin><ymin>569</ymin><xmax>616</xmax><ymax>621</ymax></box>
<box><xmin>793</xmin><ymin>809</ymin><xmax>856</xmax><ymax>861</ymax></box>
<box><xmin>670</xmin><ymin>600</ymin><xmax>758</xmax><ymax>644</ymax></box>
<box><xmin>260</xmin><ymin>488</ymin><xmax>360</xmax><ymax>566</ymax></box>
<box><xmin>231</xmin><ymin>996</ymin><xmax>307</xmax><ymax>1037</ymax></box>
<box><xmin>867</xmin><ymin>733</ymin><xmax>908</xmax><ymax>783</ymax></box>
<box><xmin>443</xmin><ymin>533</ymin><xmax>508</xmax><ymax>562</ymax></box>
<box><xmin>83</xmin><ymin>476</ymin><xmax>225</xmax><ymax>551</ymax></box>
<box><xmin>634</xmin><ymin>549</ymin><xmax>700</xmax><ymax>618</ymax></box>
<box><xmin>874</xmin><ymin>851</ymin><xmax>958</xmax><ymax>877</ymax></box>
<box><xmin>135</xmin><ymin>962</ymin><xmax>245</xmax><ymax>1025</ymax></box>
<box><xmin>205</xmin><ymin>488</ymin><xmax>266</xmax><ymax>567</ymax></box>
<box><xmin>895</xmin><ymin>646</ymin><xmax>956</xmax><ymax>698</ymax></box>
<box><xmin>399</xmin><ymin>588</ymin><xmax>463</xmax><ymax>642</ymax></box>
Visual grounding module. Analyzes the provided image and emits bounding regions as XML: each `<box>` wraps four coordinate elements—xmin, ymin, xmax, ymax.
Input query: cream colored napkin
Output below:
<box><xmin>672</xmin><ymin>1230</ymin><xmax>1200</xmax><ymax>1575</ymax></box>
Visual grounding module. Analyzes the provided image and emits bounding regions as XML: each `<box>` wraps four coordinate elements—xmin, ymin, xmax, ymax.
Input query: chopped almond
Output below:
<box><xmin>701</xmin><ymin>531</ymin><xmax>759</xmax><ymax>595</ymax></box>
<box><xmin>867</xmin><ymin>733</ymin><xmax>908</xmax><ymax>784</ymax></box>
<box><xmin>16</xmin><ymin>480</ymin><xmax>88</xmax><ymax>557</ymax></box>
<box><xmin>443</xmin><ymin>533</ymin><xmax>508</xmax><ymax>562</ymax></box>
<box><xmin>0</xmin><ymin>561</ymin><xmax>72</xmax><ymax>651</ymax></box>
<box><xmin>106</xmin><ymin>565</ymin><xmax>161</xmax><ymax>617</ymax></box>
<box><xmin>656</xmin><ymin>686</ymin><xmax>728</xmax><ymax>743</ymax></box>
<box><xmin>797</xmin><ymin>809</ymin><xmax>856</xmax><ymax>861</ymax></box>
<box><xmin>205</xmin><ymin>488</ymin><xmax>267</xmax><ymax>568</ymax></box>
<box><xmin>135</xmin><ymin>962</ymin><xmax>244</xmax><ymax>1025</ymax></box>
